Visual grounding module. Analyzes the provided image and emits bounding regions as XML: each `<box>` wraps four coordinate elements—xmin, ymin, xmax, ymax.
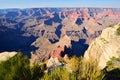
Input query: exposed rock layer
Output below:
<box><xmin>30</xmin><ymin>35</ymin><xmax>71</xmax><ymax>64</ymax></box>
<box><xmin>84</xmin><ymin>23</ymin><xmax>120</xmax><ymax>69</ymax></box>
<box><xmin>0</xmin><ymin>52</ymin><xmax>17</xmax><ymax>61</ymax></box>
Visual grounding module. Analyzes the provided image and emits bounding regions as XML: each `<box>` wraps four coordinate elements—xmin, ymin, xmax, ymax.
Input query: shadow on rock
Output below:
<box><xmin>0</xmin><ymin>27</ymin><xmax>38</xmax><ymax>57</ymax></box>
<box><xmin>63</xmin><ymin>39</ymin><xmax>89</xmax><ymax>57</ymax></box>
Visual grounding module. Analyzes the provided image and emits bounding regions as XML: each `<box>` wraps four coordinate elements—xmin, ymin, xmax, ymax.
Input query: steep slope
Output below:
<box><xmin>84</xmin><ymin>23</ymin><xmax>120</xmax><ymax>69</ymax></box>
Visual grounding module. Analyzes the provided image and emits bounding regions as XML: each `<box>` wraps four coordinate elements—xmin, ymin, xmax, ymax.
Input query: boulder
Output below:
<box><xmin>0</xmin><ymin>52</ymin><xmax>17</xmax><ymax>61</ymax></box>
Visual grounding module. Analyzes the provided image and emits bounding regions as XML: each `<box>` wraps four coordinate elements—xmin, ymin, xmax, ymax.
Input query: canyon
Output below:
<box><xmin>0</xmin><ymin>8</ymin><xmax>120</xmax><ymax>63</ymax></box>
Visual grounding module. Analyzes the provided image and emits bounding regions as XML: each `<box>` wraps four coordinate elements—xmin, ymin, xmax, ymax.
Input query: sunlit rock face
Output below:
<box><xmin>84</xmin><ymin>23</ymin><xmax>120</xmax><ymax>69</ymax></box>
<box><xmin>0</xmin><ymin>52</ymin><xmax>17</xmax><ymax>61</ymax></box>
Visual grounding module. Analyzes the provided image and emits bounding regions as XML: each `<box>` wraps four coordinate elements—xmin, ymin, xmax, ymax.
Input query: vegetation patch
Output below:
<box><xmin>100</xmin><ymin>37</ymin><xmax>108</xmax><ymax>44</ymax></box>
<box><xmin>42</xmin><ymin>57</ymin><xmax>105</xmax><ymax>80</ymax></box>
<box><xmin>108</xmin><ymin>24</ymin><xmax>114</xmax><ymax>27</ymax></box>
<box><xmin>0</xmin><ymin>52</ymin><xmax>45</xmax><ymax>80</ymax></box>
<box><xmin>1</xmin><ymin>52</ymin><xmax>120</xmax><ymax>80</ymax></box>
<box><xmin>104</xmin><ymin>57</ymin><xmax>120</xmax><ymax>80</ymax></box>
<box><xmin>116</xmin><ymin>26</ymin><xmax>120</xmax><ymax>36</ymax></box>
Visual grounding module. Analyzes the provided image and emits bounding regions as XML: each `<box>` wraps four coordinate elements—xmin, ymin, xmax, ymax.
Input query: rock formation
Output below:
<box><xmin>84</xmin><ymin>23</ymin><xmax>120</xmax><ymax>69</ymax></box>
<box><xmin>30</xmin><ymin>35</ymin><xmax>71</xmax><ymax>65</ymax></box>
<box><xmin>0</xmin><ymin>52</ymin><xmax>17</xmax><ymax>61</ymax></box>
<box><xmin>47</xmin><ymin>57</ymin><xmax>62</xmax><ymax>70</ymax></box>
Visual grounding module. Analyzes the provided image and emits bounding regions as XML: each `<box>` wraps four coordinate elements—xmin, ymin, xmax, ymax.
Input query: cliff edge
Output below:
<box><xmin>84</xmin><ymin>23</ymin><xmax>120</xmax><ymax>69</ymax></box>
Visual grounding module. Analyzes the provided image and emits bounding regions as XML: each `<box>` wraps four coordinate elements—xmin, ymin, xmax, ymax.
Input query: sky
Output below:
<box><xmin>0</xmin><ymin>0</ymin><xmax>120</xmax><ymax>9</ymax></box>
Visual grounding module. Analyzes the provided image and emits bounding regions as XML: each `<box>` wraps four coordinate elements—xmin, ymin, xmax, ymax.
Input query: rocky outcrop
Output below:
<box><xmin>84</xmin><ymin>23</ymin><xmax>120</xmax><ymax>69</ymax></box>
<box><xmin>47</xmin><ymin>57</ymin><xmax>62</xmax><ymax>70</ymax></box>
<box><xmin>30</xmin><ymin>35</ymin><xmax>71</xmax><ymax>65</ymax></box>
<box><xmin>0</xmin><ymin>52</ymin><xmax>17</xmax><ymax>61</ymax></box>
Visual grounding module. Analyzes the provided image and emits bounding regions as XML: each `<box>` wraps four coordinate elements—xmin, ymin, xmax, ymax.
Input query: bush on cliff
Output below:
<box><xmin>104</xmin><ymin>57</ymin><xmax>120</xmax><ymax>80</ymax></box>
<box><xmin>68</xmin><ymin>57</ymin><xmax>105</xmax><ymax>80</ymax></box>
<box><xmin>116</xmin><ymin>25</ymin><xmax>120</xmax><ymax>36</ymax></box>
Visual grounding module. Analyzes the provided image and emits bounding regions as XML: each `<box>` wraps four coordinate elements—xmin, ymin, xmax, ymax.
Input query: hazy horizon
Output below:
<box><xmin>0</xmin><ymin>0</ymin><xmax>120</xmax><ymax>9</ymax></box>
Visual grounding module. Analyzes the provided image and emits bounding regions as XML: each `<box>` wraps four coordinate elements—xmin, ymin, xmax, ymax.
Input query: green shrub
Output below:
<box><xmin>0</xmin><ymin>52</ymin><xmax>44</xmax><ymax>80</ymax></box>
<box><xmin>68</xmin><ymin>56</ymin><xmax>82</xmax><ymax>72</ymax></box>
<box><xmin>105</xmin><ymin>57</ymin><xmax>120</xmax><ymax>80</ymax></box>
<box><xmin>116</xmin><ymin>26</ymin><xmax>120</xmax><ymax>36</ymax></box>
<box><xmin>108</xmin><ymin>24</ymin><xmax>113</xmax><ymax>27</ymax></box>
<box><xmin>0</xmin><ymin>52</ymin><xmax>31</xmax><ymax>80</ymax></box>
<box><xmin>40</xmin><ymin>63</ymin><xmax>47</xmax><ymax>71</ymax></box>
<box><xmin>68</xmin><ymin>57</ymin><xmax>105</xmax><ymax>80</ymax></box>
<box><xmin>42</xmin><ymin>67</ymin><xmax>75</xmax><ymax>80</ymax></box>
<box><xmin>31</xmin><ymin>63</ymin><xmax>43</xmax><ymax>80</ymax></box>
<box><xmin>77</xmin><ymin>59</ymin><xmax>105</xmax><ymax>80</ymax></box>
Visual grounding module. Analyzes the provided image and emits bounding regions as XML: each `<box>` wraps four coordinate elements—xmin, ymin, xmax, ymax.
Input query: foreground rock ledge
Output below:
<box><xmin>0</xmin><ymin>52</ymin><xmax>17</xmax><ymax>61</ymax></box>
